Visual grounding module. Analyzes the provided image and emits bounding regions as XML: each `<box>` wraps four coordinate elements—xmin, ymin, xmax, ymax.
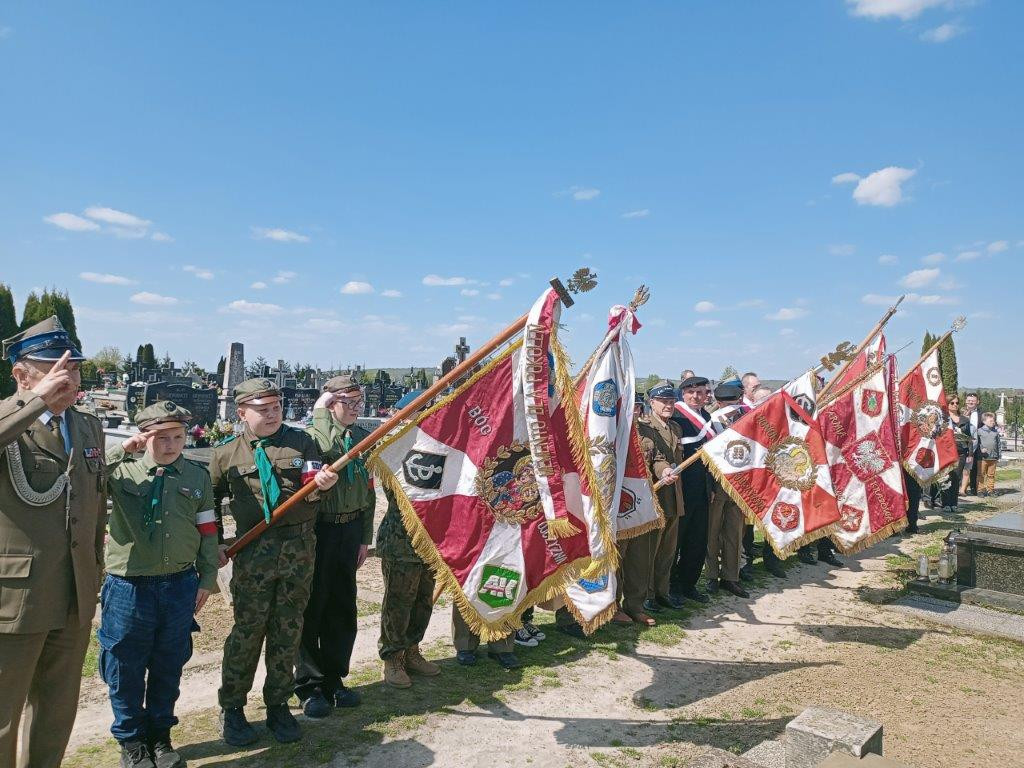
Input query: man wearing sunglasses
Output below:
<box><xmin>294</xmin><ymin>375</ymin><xmax>377</xmax><ymax>718</ymax></box>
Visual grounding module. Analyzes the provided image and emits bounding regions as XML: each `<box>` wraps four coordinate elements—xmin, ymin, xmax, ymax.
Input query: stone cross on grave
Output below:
<box><xmin>455</xmin><ymin>336</ymin><xmax>469</xmax><ymax>363</ymax></box>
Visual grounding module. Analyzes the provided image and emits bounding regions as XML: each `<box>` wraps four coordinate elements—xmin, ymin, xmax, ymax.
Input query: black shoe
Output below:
<box><xmin>301</xmin><ymin>691</ymin><xmax>331</xmax><ymax>719</ymax></box>
<box><xmin>706</xmin><ymin>579</ymin><xmax>720</xmax><ymax>593</ymax></box>
<box><xmin>739</xmin><ymin>565</ymin><xmax>755</xmax><ymax>582</ymax></box>
<box><xmin>720</xmin><ymin>580</ymin><xmax>750</xmax><ymax>599</ymax></box>
<box><xmin>120</xmin><ymin>740</ymin><xmax>156</xmax><ymax>768</ymax></box>
<box><xmin>906</xmin><ymin>525</ymin><xmax>919</xmax><ymax>535</ymax></box>
<box><xmin>149</xmin><ymin>732</ymin><xmax>183</xmax><ymax>768</ymax></box>
<box><xmin>766</xmin><ymin>562</ymin><xmax>787</xmax><ymax>579</ymax></box>
<box><xmin>333</xmin><ymin>686</ymin><xmax>361</xmax><ymax>708</ymax></box>
<box><xmin>655</xmin><ymin>594</ymin><xmax>685</xmax><ymax>609</ymax></box>
<box><xmin>642</xmin><ymin>598</ymin><xmax>665</xmax><ymax>613</ymax></box>
<box><xmin>456</xmin><ymin>650</ymin><xmax>477</xmax><ymax>666</ymax></box>
<box><xmin>798</xmin><ymin>550</ymin><xmax>817</xmax><ymax>565</ymax></box>
<box><xmin>682</xmin><ymin>588</ymin><xmax>710</xmax><ymax>604</ymax></box>
<box><xmin>220</xmin><ymin>707</ymin><xmax>259</xmax><ymax>747</ymax></box>
<box><xmin>557</xmin><ymin>623</ymin><xmax>586</xmax><ymax>639</ymax></box>
<box><xmin>488</xmin><ymin>651</ymin><xmax>522</xmax><ymax>669</ymax></box>
<box><xmin>820</xmin><ymin>552</ymin><xmax>844</xmax><ymax>567</ymax></box>
<box><xmin>266</xmin><ymin>704</ymin><xmax>301</xmax><ymax>743</ymax></box>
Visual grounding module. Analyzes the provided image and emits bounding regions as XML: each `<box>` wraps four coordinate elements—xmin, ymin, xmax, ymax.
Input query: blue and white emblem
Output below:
<box><xmin>577</xmin><ymin>572</ymin><xmax>609</xmax><ymax>594</ymax></box>
<box><xmin>591</xmin><ymin>379</ymin><xmax>619</xmax><ymax>418</ymax></box>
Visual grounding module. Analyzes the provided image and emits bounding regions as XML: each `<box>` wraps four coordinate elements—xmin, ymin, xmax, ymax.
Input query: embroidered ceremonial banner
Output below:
<box><xmin>702</xmin><ymin>389</ymin><xmax>840</xmax><ymax>557</ymax></box>
<box><xmin>817</xmin><ymin>349</ymin><xmax>907</xmax><ymax>553</ymax></box>
<box><xmin>898</xmin><ymin>347</ymin><xmax>958</xmax><ymax>486</ymax></box>
<box><xmin>828</xmin><ymin>334</ymin><xmax>886</xmax><ymax>394</ymax></box>
<box><xmin>368</xmin><ymin>289</ymin><xmax>602</xmax><ymax>640</ymax></box>
<box><xmin>562</xmin><ymin>304</ymin><xmax>662</xmax><ymax>633</ymax></box>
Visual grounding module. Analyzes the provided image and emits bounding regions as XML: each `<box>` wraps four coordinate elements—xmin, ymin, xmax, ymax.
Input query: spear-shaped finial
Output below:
<box><xmin>629</xmin><ymin>284</ymin><xmax>650</xmax><ymax>310</ymax></box>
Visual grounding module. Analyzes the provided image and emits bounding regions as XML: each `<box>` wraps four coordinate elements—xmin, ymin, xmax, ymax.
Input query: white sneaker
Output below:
<box><xmin>523</xmin><ymin>621</ymin><xmax>546</xmax><ymax>641</ymax></box>
<box><xmin>513</xmin><ymin>628</ymin><xmax>539</xmax><ymax>647</ymax></box>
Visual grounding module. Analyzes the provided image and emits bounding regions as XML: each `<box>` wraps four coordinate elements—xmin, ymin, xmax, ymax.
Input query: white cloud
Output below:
<box><xmin>252</xmin><ymin>227</ymin><xmax>310</xmax><ymax>243</ymax></box>
<box><xmin>130</xmin><ymin>291</ymin><xmax>178</xmax><ymax>306</ymax></box>
<box><xmin>250</xmin><ymin>281</ymin><xmax>267</xmax><ymax>290</ymax></box>
<box><xmin>110</xmin><ymin>226</ymin><xmax>148</xmax><ymax>239</ymax></box>
<box><xmin>341</xmin><ymin>281</ymin><xmax>374</xmax><ymax>295</ymax></box>
<box><xmin>79</xmin><ymin>271</ymin><xmax>135</xmax><ymax>285</ymax></box>
<box><xmin>694</xmin><ymin>301</ymin><xmax>716</xmax><ymax>313</ymax></box>
<box><xmin>780</xmin><ymin>328</ymin><xmax>796</xmax><ymax>336</ymax></box>
<box><xmin>900</xmin><ymin>267</ymin><xmax>940</xmax><ymax>288</ymax></box>
<box><xmin>828</xmin><ymin>243</ymin><xmax>856</xmax><ymax>257</ymax></box>
<box><xmin>184</xmin><ymin>265</ymin><xmax>214</xmax><ymax>280</ymax></box>
<box><xmin>44</xmin><ymin>212</ymin><xmax>100</xmax><ymax>232</ymax></box>
<box><xmin>381</xmin><ymin>289</ymin><xmax>403</xmax><ymax>298</ymax></box>
<box><xmin>846</xmin><ymin>0</ymin><xmax>948</xmax><ymax>21</ymax></box>
<box><xmin>987</xmin><ymin>240</ymin><xmax>1009</xmax><ymax>254</ymax></box>
<box><xmin>84</xmin><ymin>206</ymin><xmax>151</xmax><ymax>229</ymax></box>
<box><xmin>955</xmin><ymin>250</ymin><xmax>982</xmax><ymax>261</ymax></box>
<box><xmin>833</xmin><ymin>166</ymin><xmax>916</xmax><ymax>207</ymax></box>
<box><xmin>151</xmin><ymin>231</ymin><xmax>174</xmax><ymax>242</ymax></box>
<box><xmin>272</xmin><ymin>270</ymin><xmax>298</xmax><ymax>284</ymax></box>
<box><xmin>862</xmin><ymin>292</ymin><xmax>957</xmax><ymax>306</ymax></box>
<box><xmin>460</xmin><ymin>288</ymin><xmax>480</xmax><ymax>297</ymax></box>
<box><xmin>571</xmin><ymin>186</ymin><xmax>600</xmax><ymax>201</ymax></box>
<box><xmin>765</xmin><ymin>307</ymin><xmax>809</xmax><ymax>321</ymax></box>
<box><xmin>622</xmin><ymin>209</ymin><xmax>650</xmax><ymax>219</ymax></box>
<box><xmin>498</xmin><ymin>278</ymin><xmax>515</xmax><ymax>287</ymax></box>
<box><xmin>423</xmin><ymin>274</ymin><xmax>472</xmax><ymax>287</ymax></box>
<box><xmin>922</xmin><ymin>252</ymin><xmax>945</xmax><ymax>264</ymax></box>
<box><xmin>878</xmin><ymin>254</ymin><xmax>899</xmax><ymax>265</ymax></box>
<box><xmin>695</xmin><ymin>319</ymin><xmax>721</xmax><ymax>328</ymax></box>
<box><xmin>487</xmin><ymin>293</ymin><xmax>502</xmax><ymax>300</ymax></box>
<box><xmin>223</xmin><ymin>299</ymin><xmax>284</xmax><ymax>315</ymax></box>
<box><xmin>920</xmin><ymin>22</ymin><xmax>964</xmax><ymax>43</ymax></box>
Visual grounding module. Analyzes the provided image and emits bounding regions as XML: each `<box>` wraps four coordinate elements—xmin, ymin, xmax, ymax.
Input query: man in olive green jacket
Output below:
<box><xmin>0</xmin><ymin>317</ymin><xmax>106</xmax><ymax>768</ymax></box>
<box><xmin>294</xmin><ymin>375</ymin><xmax>376</xmax><ymax>717</ymax></box>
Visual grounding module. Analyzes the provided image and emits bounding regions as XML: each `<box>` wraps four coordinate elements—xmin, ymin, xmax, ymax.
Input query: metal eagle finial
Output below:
<box><xmin>952</xmin><ymin>315</ymin><xmax>967</xmax><ymax>333</ymax></box>
<box><xmin>567</xmin><ymin>268</ymin><xmax>598</xmax><ymax>294</ymax></box>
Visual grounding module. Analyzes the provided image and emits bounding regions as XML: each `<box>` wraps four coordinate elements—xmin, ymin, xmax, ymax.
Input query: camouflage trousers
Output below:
<box><xmin>378</xmin><ymin>559</ymin><xmax>434</xmax><ymax>660</ymax></box>
<box><xmin>219</xmin><ymin>524</ymin><xmax>315</xmax><ymax>709</ymax></box>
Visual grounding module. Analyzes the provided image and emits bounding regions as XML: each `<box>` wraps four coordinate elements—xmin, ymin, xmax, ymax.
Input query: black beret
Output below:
<box><xmin>714</xmin><ymin>384</ymin><xmax>743</xmax><ymax>401</ymax></box>
<box><xmin>680</xmin><ymin>376</ymin><xmax>709</xmax><ymax>390</ymax></box>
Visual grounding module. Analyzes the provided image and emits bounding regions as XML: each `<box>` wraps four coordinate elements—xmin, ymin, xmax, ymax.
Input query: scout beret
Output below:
<box><xmin>714</xmin><ymin>383</ymin><xmax>743</xmax><ymax>402</ymax></box>
<box><xmin>647</xmin><ymin>380</ymin><xmax>678</xmax><ymax>400</ymax></box>
<box><xmin>680</xmin><ymin>376</ymin><xmax>710</xmax><ymax>390</ymax></box>
<box><xmin>3</xmin><ymin>315</ymin><xmax>85</xmax><ymax>365</ymax></box>
<box><xmin>233</xmin><ymin>377</ymin><xmax>282</xmax><ymax>405</ymax></box>
<box><xmin>135</xmin><ymin>400</ymin><xmax>192</xmax><ymax>431</ymax></box>
<box><xmin>323</xmin><ymin>374</ymin><xmax>361</xmax><ymax>394</ymax></box>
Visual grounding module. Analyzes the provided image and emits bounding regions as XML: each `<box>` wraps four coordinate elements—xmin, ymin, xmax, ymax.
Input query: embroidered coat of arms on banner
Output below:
<box><xmin>701</xmin><ymin>385</ymin><xmax>840</xmax><ymax>558</ymax></box>
<box><xmin>368</xmin><ymin>289</ymin><xmax>603</xmax><ymax>640</ymax></box>
<box><xmin>816</xmin><ymin>347</ymin><xmax>908</xmax><ymax>553</ymax></box>
<box><xmin>562</xmin><ymin>304</ymin><xmax>663</xmax><ymax>633</ymax></box>
<box><xmin>898</xmin><ymin>347</ymin><xmax>958</xmax><ymax>486</ymax></box>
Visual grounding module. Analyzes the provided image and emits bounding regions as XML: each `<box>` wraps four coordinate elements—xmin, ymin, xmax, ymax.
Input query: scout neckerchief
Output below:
<box><xmin>251</xmin><ymin>432</ymin><xmax>282</xmax><ymax>523</ymax></box>
<box><xmin>146</xmin><ymin>465</ymin><xmax>167</xmax><ymax>530</ymax></box>
<box><xmin>673</xmin><ymin>401</ymin><xmax>715</xmax><ymax>445</ymax></box>
<box><xmin>341</xmin><ymin>427</ymin><xmax>369</xmax><ymax>484</ymax></box>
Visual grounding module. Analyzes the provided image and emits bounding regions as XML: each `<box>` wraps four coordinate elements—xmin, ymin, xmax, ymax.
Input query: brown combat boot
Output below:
<box><xmin>404</xmin><ymin>644</ymin><xmax>441</xmax><ymax>676</ymax></box>
<box><xmin>382</xmin><ymin>651</ymin><xmax>412</xmax><ymax>688</ymax></box>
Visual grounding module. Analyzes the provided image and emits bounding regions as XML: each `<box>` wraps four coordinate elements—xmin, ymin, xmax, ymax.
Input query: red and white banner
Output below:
<box><xmin>829</xmin><ymin>333</ymin><xmax>886</xmax><ymax>394</ymax></box>
<box><xmin>898</xmin><ymin>347</ymin><xmax>958</xmax><ymax>486</ymax></box>
<box><xmin>817</xmin><ymin>348</ymin><xmax>908</xmax><ymax>553</ymax></box>
<box><xmin>368</xmin><ymin>289</ymin><xmax>601</xmax><ymax>639</ymax></box>
<box><xmin>563</xmin><ymin>303</ymin><xmax>662</xmax><ymax>633</ymax></box>
<box><xmin>702</xmin><ymin>388</ymin><xmax>840</xmax><ymax>557</ymax></box>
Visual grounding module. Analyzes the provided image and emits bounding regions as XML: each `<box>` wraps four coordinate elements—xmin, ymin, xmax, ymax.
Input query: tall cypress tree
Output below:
<box><xmin>0</xmin><ymin>284</ymin><xmax>18</xmax><ymax>397</ymax></box>
<box><xmin>20</xmin><ymin>289</ymin><xmax>81</xmax><ymax>350</ymax></box>
<box><xmin>136</xmin><ymin>344</ymin><xmax>145</xmax><ymax>363</ymax></box>
<box><xmin>921</xmin><ymin>330</ymin><xmax>935</xmax><ymax>356</ymax></box>
<box><xmin>939</xmin><ymin>333</ymin><xmax>958</xmax><ymax>397</ymax></box>
<box><xmin>143</xmin><ymin>343</ymin><xmax>156</xmax><ymax>366</ymax></box>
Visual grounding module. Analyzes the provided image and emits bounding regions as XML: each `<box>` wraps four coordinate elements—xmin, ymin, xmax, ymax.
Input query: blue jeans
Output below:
<box><xmin>98</xmin><ymin>569</ymin><xmax>199</xmax><ymax>743</ymax></box>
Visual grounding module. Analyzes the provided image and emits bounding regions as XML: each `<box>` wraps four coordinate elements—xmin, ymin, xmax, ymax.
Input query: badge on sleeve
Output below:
<box><xmin>84</xmin><ymin>447</ymin><xmax>101</xmax><ymax>459</ymax></box>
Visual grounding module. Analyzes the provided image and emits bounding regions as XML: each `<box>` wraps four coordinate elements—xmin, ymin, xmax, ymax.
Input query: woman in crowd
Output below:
<box><xmin>938</xmin><ymin>395</ymin><xmax>973</xmax><ymax>513</ymax></box>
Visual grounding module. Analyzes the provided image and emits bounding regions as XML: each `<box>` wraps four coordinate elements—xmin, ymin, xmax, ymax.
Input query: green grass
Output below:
<box><xmin>356</xmin><ymin>598</ymin><xmax>381</xmax><ymax>617</ymax></box>
<box><xmin>995</xmin><ymin>468</ymin><xmax>1020</xmax><ymax>482</ymax></box>
<box><xmin>82</xmin><ymin>630</ymin><xmax>99</xmax><ymax>677</ymax></box>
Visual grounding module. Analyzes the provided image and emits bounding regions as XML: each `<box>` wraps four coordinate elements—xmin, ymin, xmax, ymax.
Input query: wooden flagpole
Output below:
<box><xmin>226</xmin><ymin>271</ymin><xmax>597</xmax><ymax>558</ymax></box>
<box><xmin>815</xmin><ymin>295</ymin><xmax>906</xmax><ymax>403</ymax></box>
<box><xmin>899</xmin><ymin>316</ymin><xmax>966</xmax><ymax>385</ymax></box>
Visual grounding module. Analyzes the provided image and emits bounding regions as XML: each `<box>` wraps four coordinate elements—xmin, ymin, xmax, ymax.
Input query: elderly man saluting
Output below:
<box><xmin>0</xmin><ymin>317</ymin><xmax>107</xmax><ymax>768</ymax></box>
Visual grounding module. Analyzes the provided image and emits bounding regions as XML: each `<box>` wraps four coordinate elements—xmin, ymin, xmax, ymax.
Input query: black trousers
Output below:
<box><xmin>295</xmin><ymin>518</ymin><xmax>362</xmax><ymax>700</ymax></box>
<box><xmin>797</xmin><ymin>538</ymin><xmax>835</xmax><ymax>560</ymax></box>
<box><xmin>671</xmin><ymin>472</ymin><xmax>710</xmax><ymax>593</ymax></box>
<box><xmin>742</xmin><ymin>524</ymin><xmax>756</xmax><ymax>566</ymax></box>
<box><xmin>904</xmin><ymin>470</ymin><xmax>921</xmax><ymax>531</ymax></box>
<box><xmin>967</xmin><ymin>448</ymin><xmax>981</xmax><ymax>494</ymax></box>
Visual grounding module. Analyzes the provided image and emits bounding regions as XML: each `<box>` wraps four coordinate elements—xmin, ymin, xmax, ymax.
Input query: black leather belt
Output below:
<box><xmin>319</xmin><ymin>511</ymin><xmax>361</xmax><ymax>525</ymax></box>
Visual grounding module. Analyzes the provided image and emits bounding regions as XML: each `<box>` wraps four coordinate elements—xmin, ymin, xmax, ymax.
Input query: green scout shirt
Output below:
<box><xmin>375</xmin><ymin>487</ymin><xmax>422</xmax><ymax>564</ymax></box>
<box><xmin>209</xmin><ymin>424</ymin><xmax>322</xmax><ymax>538</ymax></box>
<box><xmin>306</xmin><ymin>409</ymin><xmax>376</xmax><ymax>545</ymax></box>
<box><xmin>105</xmin><ymin>444</ymin><xmax>220</xmax><ymax>592</ymax></box>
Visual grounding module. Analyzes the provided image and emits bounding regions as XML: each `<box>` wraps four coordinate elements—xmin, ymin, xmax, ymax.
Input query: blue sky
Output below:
<box><xmin>1</xmin><ymin>1</ymin><xmax>1020</xmax><ymax>385</ymax></box>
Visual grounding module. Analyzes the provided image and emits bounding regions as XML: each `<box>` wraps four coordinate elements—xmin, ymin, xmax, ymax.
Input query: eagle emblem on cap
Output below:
<box><xmin>164</xmin><ymin>401</ymin><xmax>177</xmax><ymax>412</ymax></box>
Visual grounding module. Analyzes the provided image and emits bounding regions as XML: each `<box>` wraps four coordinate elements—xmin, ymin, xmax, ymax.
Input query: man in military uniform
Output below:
<box><xmin>452</xmin><ymin>605</ymin><xmax>520</xmax><ymax>668</ymax></box>
<box><xmin>294</xmin><ymin>375</ymin><xmax>376</xmax><ymax>718</ymax></box>
<box><xmin>377</xmin><ymin>487</ymin><xmax>441</xmax><ymax>687</ymax></box>
<box><xmin>210</xmin><ymin>378</ymin><xmax>338</xmax><ymax>746</ymax></box>
<box><xmin>102</xmin><ymin>402</ymin><xmax>223</xmax><ymax>768</ymax></box>
<box><xmin>705</xmin><ymin>384</ymin><xmax>749</xmax><ymax>599</ymax></box>
<box><xmin>636</xmin><ymin>381</ymin><xmax>685</xmax><ymax>615</ymax></box>
<box><xmin>0</xmin><ymin>317</ymin><xmax>106</xmax><ymax>768</ymax></box>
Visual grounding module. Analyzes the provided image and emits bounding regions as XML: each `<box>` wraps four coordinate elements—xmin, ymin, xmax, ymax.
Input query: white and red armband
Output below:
<box><xmin>301</xmin><ymin>460</ymin><xmax>323</xmax><ymax>485</ymax></box>
<box><xmin>195</xmin><ymin>509</ymin><xmax>218</xmax><ymax>536</ymax></box>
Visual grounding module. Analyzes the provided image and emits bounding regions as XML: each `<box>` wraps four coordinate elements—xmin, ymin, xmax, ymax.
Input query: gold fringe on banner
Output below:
<box><xmin>831</xmin><ymin>515</ymin><xmax>908</xmax><ymax>555</ymax></box>
<box><xmin>561</xmin><ymin>590</ymin><xmax>620</xmax><ymax>636</ymax></box>
<box><xmin>902</xmin><ymin>458</ymin><xmax>956</xmax><ymax>491</ymax></box>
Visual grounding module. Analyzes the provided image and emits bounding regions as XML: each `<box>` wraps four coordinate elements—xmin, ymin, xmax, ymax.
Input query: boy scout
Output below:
<box><xmin>377</xmin><ymin>487</ymin><xmax>440</xmax><ymax>687</ymax></box>
<box><xmin>636</xmin><ymin>381</ymin><xmax>685</xmax><ymax>614</ymax></box>
<box><xmin>0</xmin><ymin>317</ymin><xmax>106</xmax><ymax>768</ymax></box>
<box><xmin>102</xmin><ymin>402</ymin><xmax>222</xmax><ymax>768</ymax></box>
<box><xmin>210</xmin><ymin>379</ymin><xmax>337</xmax><ymax>746</ymax></box>
<box><xmin>294</xmin><ymin>375</ymin><xmax>376</xmax><ymax>717</ymax></box>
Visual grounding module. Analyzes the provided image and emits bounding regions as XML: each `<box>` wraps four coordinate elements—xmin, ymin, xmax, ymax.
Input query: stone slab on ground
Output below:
<box><xmin>741</xmin><ymin>739</ymin><xmax>784</xmax><ymax>768</ymax></box>
<box><xmin>888</xmin><ymin>594</ymin><xmax>1024</xmax><ymax>642</ymax></box>
<box><xmin>817</xmin><ymin>753</ymin><xmax>911</xmax><ymax>768</ymax></box>
<box><xmin>785</xmin><ymin>708</ymin><xmax>882</xmax><ymax>768</ymax></box>
<box><xmin>686</xmin><ymin>747</ymin><xmax>764</xmax><ymax>768</ymax></box>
